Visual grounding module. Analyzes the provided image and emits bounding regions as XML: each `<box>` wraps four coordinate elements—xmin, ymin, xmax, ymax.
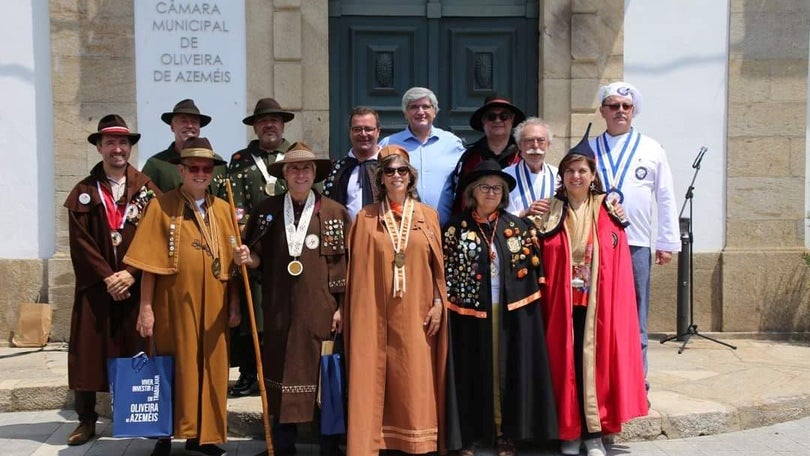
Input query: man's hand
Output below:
<box><xmin>521</xmin><ymin>198</ymin><xmax>550</xmax><ymax>217</ymax></box>
<box><xmin>655</xmin><ymin>250</ymin><xmax>673</xmax><ymax>265</ymax></box>
<box><xmin>136</xmin><ymin>305</ymin><xmax>155</xmax><ymax>338</ymax></box>
<box><xmin>105</xmin><ymin>270</ymin><xmax>135</xmax><ymax>299</ymax></box>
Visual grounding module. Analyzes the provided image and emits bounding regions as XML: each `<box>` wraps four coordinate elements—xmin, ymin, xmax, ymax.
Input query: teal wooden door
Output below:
<box><xmin>328</xmin><ymin>1</ymin><xmax>539</xmax><ymax>156</ymax></box>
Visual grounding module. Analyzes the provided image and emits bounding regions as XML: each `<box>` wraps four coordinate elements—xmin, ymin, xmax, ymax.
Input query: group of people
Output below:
<box><xmin>65</xmin><ymin>80</ymin><xmax>679</xmax><ymax>456</ymax></box>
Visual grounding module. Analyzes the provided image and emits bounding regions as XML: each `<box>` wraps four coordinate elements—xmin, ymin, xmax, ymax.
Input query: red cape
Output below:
<box><xmin>540</xmin><ymin>197</ymin><xmax>648</xmax><ymax>439</ymax></box>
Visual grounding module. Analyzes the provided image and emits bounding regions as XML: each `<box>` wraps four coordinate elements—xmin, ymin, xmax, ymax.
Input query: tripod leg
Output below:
<box><xmin>692</xmin><ymin>332</ymin><xmax>737</xmax><ymax>350</ymax></box>
<box><xmin>677</xmin><ymin>331</ymin><xmax>695</xmax><ymax>354</ymax></box>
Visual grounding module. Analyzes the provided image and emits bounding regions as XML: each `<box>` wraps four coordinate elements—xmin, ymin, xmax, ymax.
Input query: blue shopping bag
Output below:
<box><xmin>107</xmin><ymin>351</ymin><xmax>173</xmax><ymax>438</ymax></box>
<box><xmin>319</xmin><ymin>353</ymin><xmax>346</xmax><ymax>435</ymax></box>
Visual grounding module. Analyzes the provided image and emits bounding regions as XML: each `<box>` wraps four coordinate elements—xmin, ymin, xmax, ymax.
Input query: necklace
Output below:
<box><xmin>473</xmin><ymin>209</ymin><xmax>499</xmax><ymax>261</ymax></box>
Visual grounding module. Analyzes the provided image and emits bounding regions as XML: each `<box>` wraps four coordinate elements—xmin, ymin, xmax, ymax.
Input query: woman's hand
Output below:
<box><xmin>332</xmin><ymin>308</ymin><xmax>343</xmax><ymax>334</ymax></box>
<box><xmin>233</xmin><ymin>245</ymin><xmax>253</xmax><ymax>267</ymax></box>
<box><xmin>424</xmin><ymin>300</ymin><xmax>443</xmax><ymax>337</ymax></box>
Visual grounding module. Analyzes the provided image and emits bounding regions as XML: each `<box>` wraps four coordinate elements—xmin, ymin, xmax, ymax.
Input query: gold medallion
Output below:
<box><xmin>288</xmin><ymin>259</ymin><xmax>303</xmax><ymax>276</ymax></box>
<box><xmin>110</xmin><ymin>231</ymin><xmax>122</xmax><ymax>247</ymax></box>
<box><xmin>212</xmin><ymin>258</ymin><xmax>221</xmax><ymax>277</ymax></box>
<box><xmin>394</xmin><ymin>252</ymin><xmax>406</xmax><ymax>268</ymax></box>
<box><xmin>506</xmin><ymin>237</ymin><xmax>522</xmax><ymax>253</ymax></box>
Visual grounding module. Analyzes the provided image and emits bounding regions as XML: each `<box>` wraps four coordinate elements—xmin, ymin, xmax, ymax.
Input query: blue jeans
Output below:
<box><xmin>630</xmin><ymin>246</ymin><xmax>651</xmax><ymax>391</ymax></box>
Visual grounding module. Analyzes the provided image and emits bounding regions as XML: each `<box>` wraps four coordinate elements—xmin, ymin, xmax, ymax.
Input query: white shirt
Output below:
<box><xmin>344</xmin><ymin>149</ymin><xmax>380</xmax><ymax>220</ymax></box>
<box><xmin>591</xmin><ymin>130</ymin><xmax>680</xmax><ymax>251</ymax></box>
<box><xmin>504</xmin><ymin>160</ymin><xmax>559</xmax><ymax>216</ymax></box>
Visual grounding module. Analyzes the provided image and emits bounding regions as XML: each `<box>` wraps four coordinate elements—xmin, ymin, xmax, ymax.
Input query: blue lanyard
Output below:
<box><xmin>596</xmin><ymin>128</ymin><xmax>641</xmax><ymax>191</ymax></box>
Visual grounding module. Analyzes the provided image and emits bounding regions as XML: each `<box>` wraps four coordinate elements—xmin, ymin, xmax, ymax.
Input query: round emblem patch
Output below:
<box><xmin>635</xmin><ymin>166</ymin><xmax>648</xmax><ymax>180</ymax></box>
<box><xmin>79</xmin><ymin>193</ymin><xmax>91</xmax><ymax>205</ymax></box>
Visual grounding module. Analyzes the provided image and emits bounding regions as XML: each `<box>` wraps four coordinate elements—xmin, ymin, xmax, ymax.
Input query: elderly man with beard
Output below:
<box><xmin>221</xmin><ymin>97</ymin><xmax>296</xmax><ymax>397</ymax></box>
<box><xmin>503</xmin><ymin>117</ymin><xmax>558</xmax><ymax>217</ymax></box>
<box><xmin>142</xmin><ymin>99</ymin><xmax>227</xmax><ymax>193</ymax></box>
<box><xmin>322</xmin><ymin>106</ymin><xmax>382</xmax><ymax>219</ymax></box>
<box><xmin>589</xmin><ymin>81</ymin><xmax>680</xmax><ymax>395</ymax></box>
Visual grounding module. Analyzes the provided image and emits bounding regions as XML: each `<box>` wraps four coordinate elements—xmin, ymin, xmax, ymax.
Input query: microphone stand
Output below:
<box><xmin>660</xmin><ymin>147</ymin><xmax>736</xmax><ymax>353</ymax></box>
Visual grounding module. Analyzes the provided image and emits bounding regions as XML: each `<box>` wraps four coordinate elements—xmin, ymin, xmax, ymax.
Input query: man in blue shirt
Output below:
<box><xmin>379</xmin><ymin>87</ymin><xmax>465</xmax><ymax>225</ymax></box>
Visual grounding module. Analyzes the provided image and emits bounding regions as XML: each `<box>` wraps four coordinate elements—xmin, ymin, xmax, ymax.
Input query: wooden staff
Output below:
<box><xmin>224</xmin><ymin>179</ymin><xmax>274</xmax><ymax>455</ymax></box>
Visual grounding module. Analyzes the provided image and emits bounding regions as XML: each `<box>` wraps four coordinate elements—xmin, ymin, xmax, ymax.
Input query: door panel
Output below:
<box><xmin>328</xmin><ymin>1</ymin><xmax>537</xmax><ymax>157</ymax></box>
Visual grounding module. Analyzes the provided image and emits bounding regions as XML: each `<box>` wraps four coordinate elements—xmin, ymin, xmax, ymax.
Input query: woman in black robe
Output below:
<box><xmin>443</xmin><ymin>160</ymin><xmax>557</xmax><ymax>456</ymax></box>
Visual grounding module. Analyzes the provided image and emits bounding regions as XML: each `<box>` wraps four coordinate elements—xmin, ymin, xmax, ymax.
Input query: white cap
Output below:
<box><xmin>599</xmin><ymin>81</ymin><xmax>643</xmax><ymax>117</ymax></box>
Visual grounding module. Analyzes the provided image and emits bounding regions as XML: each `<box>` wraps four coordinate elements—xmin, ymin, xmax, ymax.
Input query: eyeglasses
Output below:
<box><xmin>485</xmin><ymin>112</ymin><xmax>513</xmax><ymax>122</ymax></box>
<box><xmin>183</xmin><ymin>165</ymin><xmax>214</xmax><ymax>174</ymax></box>
<box><xmin>407</xmin><ymin>103</ymin><xmax>433</xmax><ymax>112</ymax></box>
<box><xmin>351</xmin><ymin>126</ymin><xmax>377</xmax><ymax>134</ymax></box>
<box><xmin>602</xmin><ymin>102</ymin><xmax>634</xmax><ymax>111</ymax></box>
<box><xmin>521</xmin><ymin>137</ymin><xmax>547</xmax><ymax>146</ymax></box>
<box><xmin>383</xmin><ymin>166</ymin><xmax>410</xmax><ymax>176</ymax></box>
<box><xmin>475</xmin><ymin>184</ymin><xmax>504</xmax><ymax>194</ymax></box>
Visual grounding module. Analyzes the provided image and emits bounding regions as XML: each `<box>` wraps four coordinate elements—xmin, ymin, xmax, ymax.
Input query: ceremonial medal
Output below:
<box><xmin>79</xmin><ymin>193</ymin><xmax>91</xmax><ymax>205</ymax></box>
<box><xmin>288</xmin><ymin>259</ymin><xmax>303</xmax><ymax>276</ymax></box>
<box><xmin>606</xmin><ymin>188</ymin><xmax>624</xmax><ymax>204</ymax></box>
<box><xmin>110</xmin><ymin>231</ymin><xmax>122</xmax><ymax>246</ymax></box>
<box><xmin>212</xmin><ymin>258</ymin><xmax>221</xmax><ymax>277</ymax></box>
<box><xmin>572</xmin><ymin>277</ymin><xmax>585</xmax><ymax>289</ymax></box>
<box><xmin>506</xmin><ymin>237</ymin><xmax>522</xmax><ymax>253</ymax></box>
<box><xmin>394</xmin><ymin>252</ymin><xmax>406</xmax><ymax>268</ymax></box>
<box><xmin>490</xmin><ymin>262</ymin><xmax>497</xmax><ymax>278</ymax></box>
<box><xmin>265</xmin><ymin>182</ymin><xmax>275</xmax><ymax>196</ymax></box>
<box><xmin>305</xmin><ymin>233</ymin><xmax>320</xmax><ymax>249</ymax></box>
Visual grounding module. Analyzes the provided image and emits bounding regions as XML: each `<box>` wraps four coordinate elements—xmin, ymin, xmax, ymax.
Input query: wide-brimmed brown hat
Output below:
<box><xmin>268</xmin><ymin>142</ymin><xmax>332</xmax><ymax>182</ymax></box>
<box><xmin>161</xmin><ymin>99</ymin><xmax>212</xmax><ymax>127</ymax></box>
<box><xmin>168</xmin><ymin>137</ymin><xmax>226</xmax><ymax>165</ymax></box>
<box><xmin>460</xmin><ymin>159</ymin><xmax>517</xmax><ymax>193</ymax></box>
<box><xmin>87</xmin><ymin>114</ymin><xmax>141</xmax><ymax>145</ymax></box>
<box><xmin>242</xmin><ymin>97</ymin><xmax>295</xmax><ymax>125</ymax></box>
<box><xmin>469</xmin><ymin>94</ymin><xmax>527</xmax><ymax>132</ymax></box>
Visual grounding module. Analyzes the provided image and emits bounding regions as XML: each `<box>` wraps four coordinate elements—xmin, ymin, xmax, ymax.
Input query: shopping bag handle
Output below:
<box><xmin>131</xmin><ymin>351</ymin><xmax>149</xmax><ymax>372</ymax></box>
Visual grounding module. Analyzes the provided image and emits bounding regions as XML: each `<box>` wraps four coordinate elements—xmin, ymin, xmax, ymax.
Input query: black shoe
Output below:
<box><xmin>229</xmin><ymin>373</ymin><xmax>259</xmax><ymax>397</ymax></box>
<box><xmin>185</xmin><ymin>438</ymin><xmax>227</xmax><ymax>456</ymax></box>
<box><xmin>151</xmin><ymin>438</ymin><xmax>171</xmax><ymax>456</ymax></box>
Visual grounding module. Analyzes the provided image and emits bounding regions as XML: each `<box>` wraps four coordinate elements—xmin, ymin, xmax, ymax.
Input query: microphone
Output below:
<box><xmin>692</xmin><ymin>146</ymin><xmax>707</xmax><ymax>169</ymax></box>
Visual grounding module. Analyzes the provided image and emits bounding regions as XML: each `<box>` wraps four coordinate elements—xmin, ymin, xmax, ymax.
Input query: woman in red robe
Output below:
<box><xmin>532</xmin><ymin>125</ymin><xmax>648</xmax><ymax>456</ymax></box>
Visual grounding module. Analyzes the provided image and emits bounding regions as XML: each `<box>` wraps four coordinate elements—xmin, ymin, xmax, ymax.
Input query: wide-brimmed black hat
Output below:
<box><xmin>243</xmin><ymin>98</ymin><xmax>295</xmax><ymax>125</ymax></box>
<box><xmin>161</xmin><ymin>99</ymin><xmax>212</xmax><ymax>127</ymax></box>
<box><xmin>461</xmin><ymin>159</ymin><xmax>517</xmax><ymax>193</ymax></box>
<box><xmin>469</xmin><ymin>94</ymin><xmax>527</xmax><ymax>132</ymax></box>
<box><xmin>267</xmin><ymin>142</ymin><xmax>332</xmax><ymax>183</ymax></box>
<box><xmin>565</xmin><ymin>123</ymin><xmax>595</xmax><ymax>160</ymax></box>
<box><xmin>87</xmin><ymin>114</ymin><xmax>141</xmax><ymax>145</ymax></box>
<box><xmin>168</xmin><ymin>137</ymin><xmax>226</xmax><ymax>165</ymax></box>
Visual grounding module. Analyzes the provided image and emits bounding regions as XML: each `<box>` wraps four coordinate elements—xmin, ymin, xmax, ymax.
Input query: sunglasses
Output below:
<box><xmin>383</xmin><ymin>166</ymin><xmax>410</xmax><ymax>176</ymax></box>
<box><xmin>485</xmin><ymin>112</ymin><xmax>513</xmax><ymax>122</ymax></box>
<box><xmin>603</xmin><ymin>103</ymin><xmax>634</xmax><ymax>111</ymax></box>
<box><xmin>184</xmin><ymin>165</ymin><xmax>214</xmax><ymax>174</ymax></box>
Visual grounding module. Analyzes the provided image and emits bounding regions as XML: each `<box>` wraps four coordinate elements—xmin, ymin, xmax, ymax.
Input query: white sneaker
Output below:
<box><xmin>560</xmin><ymin>438</ymin><xmax>582</xmax><ymax>455</ymax></box>
<box><xmin>584</xmin><ymin>437</ymin><xmax>606</xmax><ymax>456</ymax></box>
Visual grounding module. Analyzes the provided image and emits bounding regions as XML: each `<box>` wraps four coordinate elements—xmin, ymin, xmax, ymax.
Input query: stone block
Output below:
<box><xmin>789</xmin><ymin>137</ymin><xmax>807</xmax><ymax>176</ymax></box>
<box><xmin>571</xmin><ymin>62</ymin><xmax>598</xmax><ymax>79</ymax></box>
<box><xmin>246</xmin><ymin>2</ymin><xmax>274</xmax><ymax>98</ymax></box>
<box><xmin>721</xmin><ymin>250</ymin><xmax>809</xmax><ymax>332</ymax></box>
<box><xmin>603</xmin><ymin>54</ymin><xmax>624</xmax><ymax>81</ymax></box>
<box><xmin>728</xmin><ymin>102</ymin><xmax>806</xmax><ymax>137</ymax></box>
<box><xmin>727</xmin><ymin>220</ymin><xmax>803</xmax><ymax>250</ymax></box>
<box><xmin>571</xmin><ymin>14</ymin><xmax>602</xmax><ymax>61</ymax></box>
<box><xmin>299</xmin><ymin>110</ymin><xmax>330</xmax><ymax>153</ymax></box>
<box><xmin>275</xmin><ymin>0</ymin><xmax>302</xmax><ymax>8</ymax></box>
<box><xmin>570</xmin><ymin>78</ymin><xmax>600</xmax><ymax>111</ymax></box>
<box><xmin>727</xmin><ymin>177</ymin><xmax>804</xmax><ymax>219</ymax></box>
<box><xmin>726</xmin><ymin>137</ymin><xmax>791</xmax><ymax>178</ymax></box>
<box><xmin>540</xmin><ymin>78</ymin><xmax>570</xmax><ymax>123</ymax></box>
<box><xmin>649</xmin><ymin>253</ymin><xmax>720</xmax><ymax>333</ymax></box>
<box><xmin>302</xmin><ymin>63</ymin><xmax>329</xmax><ymax>111</ymax></box>
<box><xmin>273</xmin><ymin>10</ymin><xmax>302</xmax><ymax>60</ymax></box>
<box><xmin>770</xmin><ymin>63</ymin><xmax>809</xmax><ymax>102</ymax></box>
<box><xmin>541</xmin><ymin>1</ymin><xmax>571</xmax><ymax>79</ymax></box>
<box><xmin>274</xmin><ymin>62</ymin><xmax>303</xmax><ymax>110</ymax></box>
<box><xmin>572</xmin><ymin>0</ymin><xmax>599</xmax><ymax>14</ymax></box>
<box><xmin>729</xmin><ymin>12</ymin><xmax>808</xmax><ymax>60</ymax></box>
<box><xmin>726</xmin><ymin>59</ymin><xmax>770</xmax><ymax>103</ymax></box>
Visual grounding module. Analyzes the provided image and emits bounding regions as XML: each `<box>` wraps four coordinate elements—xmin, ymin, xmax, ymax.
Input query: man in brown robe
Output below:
<box><xmin>235</xmin><ymin>143</ymin><xmax>350</xmax><ymax>456</ymax></box>
<box><xmin>64</xmin><ymin>114</ymin><xmax>159</xmax><ymax>445</ymax></box>
<box><xmin>124</xmin><ymin>137</ymin><xmax>240</xmax><ymax>456</ymax></box>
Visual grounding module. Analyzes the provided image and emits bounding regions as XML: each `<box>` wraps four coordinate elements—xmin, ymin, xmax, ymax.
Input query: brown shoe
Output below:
<box><xmin>67</xmin><ymin>421</ymin><xmax>96</xmax><ymax>445</ymax></box>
